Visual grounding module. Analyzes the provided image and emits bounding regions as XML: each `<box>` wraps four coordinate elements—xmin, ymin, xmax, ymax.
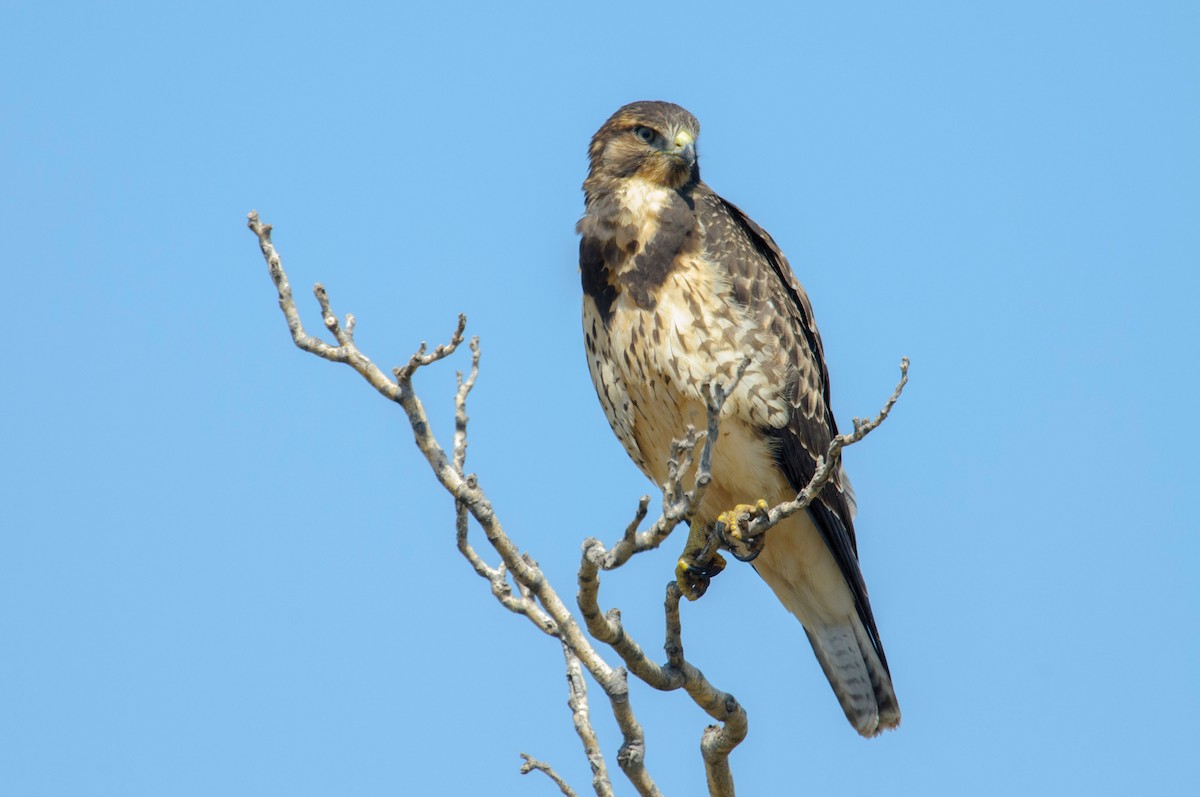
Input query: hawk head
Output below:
<box><xmin>585</xmin><ymin>101</ymin><xmax>701</xmax><ymax>192</ymax></box>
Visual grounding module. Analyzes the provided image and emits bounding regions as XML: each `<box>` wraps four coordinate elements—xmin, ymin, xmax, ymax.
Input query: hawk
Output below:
<box><xmin>577</xmin><ymin>101</ymin><xmax>900</xmax><ymax>737</ymax></box>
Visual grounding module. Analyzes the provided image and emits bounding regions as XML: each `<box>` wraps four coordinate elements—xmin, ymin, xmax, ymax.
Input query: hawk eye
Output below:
<box><xmin>633</xmin><ymin>126</ymin><xmax>656</xmax><ymax>144</ymax></box>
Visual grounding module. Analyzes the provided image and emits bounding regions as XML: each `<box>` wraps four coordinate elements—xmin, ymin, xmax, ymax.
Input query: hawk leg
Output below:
<box><xmin>715</xmin><ymin>499</ymin><xmax>769</xmax><ymax>563</ymax></box>
<box><xmin>675</xmin><ymin>523</ymin><xmax>726</xmax><ymax>601</ymax></box>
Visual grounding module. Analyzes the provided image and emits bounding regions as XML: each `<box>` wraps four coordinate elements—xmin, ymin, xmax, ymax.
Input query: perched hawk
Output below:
<box><xmin>577</xmin><ymin>101</ymin><xmax>900</xmax><ymax>737</ymax></box>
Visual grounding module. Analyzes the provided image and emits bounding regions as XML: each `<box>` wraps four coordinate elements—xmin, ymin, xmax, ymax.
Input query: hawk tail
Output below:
<box><xmin>804</xmin><ymin>618</ymin><xmax>901</xmax><ymax>737</ymax></box>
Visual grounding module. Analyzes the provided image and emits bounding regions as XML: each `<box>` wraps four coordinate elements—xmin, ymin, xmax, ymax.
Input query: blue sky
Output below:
<box><xmin>2</xmin><ymin>1</ymin><xmax>1196</xmax><ymax>794</ymax></box>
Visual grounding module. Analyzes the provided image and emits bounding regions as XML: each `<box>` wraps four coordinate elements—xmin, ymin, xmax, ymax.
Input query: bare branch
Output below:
<box><xmin>586</xmin><ymin>361</ymin><xmax>747</xmax><ymax>574</ymax></box>
<box><xmin>455</xmin><ymin>492</ymin><xmax>557</xmax><ymax>635</ymax></box>
<box><xmin>559</xmin><ymin>644</ymin><xmax>614</xmax><ymax>797</ymax></box>
<box><xmin>743</xmin><ymin>357</ymin><xmax>911</xmax><ymax>540</ymax></box>
<box><xmin>579</xmin><ymin>556</ymin><xmax>671</xmax><ymax>687</ymax></box>
<box><xmin>388</xmin><ymin>313</ymin><xmax>668</xmax><ymax>794</ymax></box>
<box><xmin>621</xmin><ymin>496</ymin><xmax>652</xmax><ymax>550</ymax></box>
<box><xmin>606</xmin><ymin>667</ymin><xmax>661</xmax><ymax>797</ymax></box>
<box><xmin>247</xmin><ymin>211</ymin><xmax>403</xmax><ymax>402</ymax></box>
<box><xmin>250</xmin><ymin>214</ymin><xmax>669</xmax><ymax>795</ymax></box>
<box><xmin>576</xmin><ymin>403</ymin><xmax>752</xmax><ymax>796</ymax></box>
<box><xmin>567</xmin><ymin>369</ymin><xmax>762</xmax><ymax>794</ymax></box>
<box><xmin>693</xmin><ymin>356</ymin><xmax>750</xmax><ymax>504</ymax></box>
<box><xmin>249</xmin><ymin>213</ymin><xmax>905</xmax><ymax>797</ymax></box>
<box><xmin>395</xmin><ymin>314</ymin><xmax>468</xmax><ymax>383</ymax></box>
<box><xmin>578</xmin><ymin>548</ymin><xmax>746</xmax><ymax>796</ymax></box>
<box><xmin>453</xmin><ymin>337</ymin><xmax>481</xmax><ymax>475</ymax></box>
<box><xmin>519</xmin><ymin>753</ymin><xmax>579</xmax><ymax>797</ymax></box>
<box><xmin>663</xmin><ymin>584</ymin><xmax>745</xmax><ymax>797</ymax></box>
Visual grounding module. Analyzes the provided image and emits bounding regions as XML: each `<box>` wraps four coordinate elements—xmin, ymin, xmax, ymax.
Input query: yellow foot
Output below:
<box><xmin>675</xmin><ymin>551</ymin><xmax>726</xmax><ymax>601</ymax></box>
<box><xmin>675</xmin><ymin>520</ymin><xmax>727</xmax><ymax>601</ymax></box>
<box><xmin>716</xmin><ymin>499</ymin><xmax>769</xmax><ymax>562</ymax></box>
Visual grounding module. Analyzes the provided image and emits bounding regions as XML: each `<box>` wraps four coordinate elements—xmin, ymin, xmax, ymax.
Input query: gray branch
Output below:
<box><xmin>520</xmin><ymin>753</ymin><xmax>580</xmax><ymax>797</ymax></box>
<box><xmin>248</xmin><ymin>212</ymin><xmax>643</xmax><ymax>796</ymax></box>
<box><xmin>560</xmin><ymin>643</ymin><xmax>613</xmax><ymax>797</ymax></box>
<box><xmin>248</xmin><ymin>212</ymin><xmax>907</xmax><ymax>797</ymax></box>
<box><xmin>739</xmin><ymin>358</ymin><xmax>910</xmax><ymax>544</ymax></box>
<box><xmin>575</xmin><ymin>383</ymin><xmax>748</xmax><ymax>794</ymax></box>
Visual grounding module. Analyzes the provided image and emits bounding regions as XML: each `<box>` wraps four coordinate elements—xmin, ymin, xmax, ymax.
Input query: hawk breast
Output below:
<box><xmin>580</xmin><ymin>185</ymin><xmax>792</xmax><ymax>494</ymax></box>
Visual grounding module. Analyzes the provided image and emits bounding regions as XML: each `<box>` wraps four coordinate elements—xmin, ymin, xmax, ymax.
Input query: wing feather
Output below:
<box><xmin>697</xmin><ymin>186</ymin><xmax>890</xmax><ymax>674</ymax></box>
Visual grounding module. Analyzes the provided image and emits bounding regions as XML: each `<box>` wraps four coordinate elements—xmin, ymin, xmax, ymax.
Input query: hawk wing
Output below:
<box><xmin>695</xmin><ymin>186</ymin><xmax>890</xmax><ymax>674</ymax></box>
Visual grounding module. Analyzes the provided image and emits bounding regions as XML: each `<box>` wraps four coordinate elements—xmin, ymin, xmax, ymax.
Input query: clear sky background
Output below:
<box><xmin>2</xmin><ymin>1</ymin><xmax>1197</xmax><ymax>795</ymax></box>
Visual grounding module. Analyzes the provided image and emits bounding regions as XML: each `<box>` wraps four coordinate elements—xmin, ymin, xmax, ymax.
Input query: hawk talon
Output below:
<box><xmin>675</xmin><ymin>552</ymin><xmax>727</xmax><ymax>601</ymax></box>
<box><xmin>719</xmin><ymin>523</ymin><xmax>765</xmax><ymax>562</ymax></box>
<box><xmin>716</xmin><ymin>499</ymin><xmax>770</xmax><ymax>562</ymax></box>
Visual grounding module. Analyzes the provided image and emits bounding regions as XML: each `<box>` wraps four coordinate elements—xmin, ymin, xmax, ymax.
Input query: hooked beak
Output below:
<box><xmin>671</xmin><ymin>130</ymin><xmax>696</xmax><ymax>168</ymax></box>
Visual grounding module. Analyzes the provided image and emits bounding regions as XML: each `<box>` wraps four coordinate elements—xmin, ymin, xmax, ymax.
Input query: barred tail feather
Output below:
<box><xmin>752</xmin><ymin>513</ymin><xmax>901</xmax><ymax>737</ymax></box>
<box><xmin>805</xmin><ymin>617</ymin><xmax>900</xmax><ymax>737</ymax></box>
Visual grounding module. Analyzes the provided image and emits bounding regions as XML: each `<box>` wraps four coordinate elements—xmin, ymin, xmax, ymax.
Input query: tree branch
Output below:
<box><xmin>248</xmin><ymin>212</ymin><xmax>665</xmax><ymax>795</ymax></box>
<box><xmin>247</xmin><ymin>211</ymin><xmax>409</xmax><ymax>402</ymax></box>
<box><xmin>572</xmin><ymin>377</ymin><xmax>753</xmax><ymax>797</ymax></box>
<box><xmin>249</xmin><ymin>211</ymin><xmax>907</xmax><ymax>797</ymax></box>
<box><xmin>520</xmin><ymin>753</ymin><xmax>579</xmax><ymax>797</ymax></box>
<box><xmin>741</xmin><ymin>357</ymin><xmax>910</xmax><ymax>542</ymax></box>
<box><xmin>663</xmin><ymin>583</ymin><xmax>745</xmax><ymax>795</ymax></box>
<box><xmin>559</xmin><ymin>643</ymin><xmax>614</xmax><ymax>797</ymax></box>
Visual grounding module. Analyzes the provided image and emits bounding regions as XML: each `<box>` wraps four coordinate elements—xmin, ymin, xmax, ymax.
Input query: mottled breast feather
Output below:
<box><xmin>693</xmin><ymin>185</ymin><xmax>890</xmax><ymax>673</ymax></box>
